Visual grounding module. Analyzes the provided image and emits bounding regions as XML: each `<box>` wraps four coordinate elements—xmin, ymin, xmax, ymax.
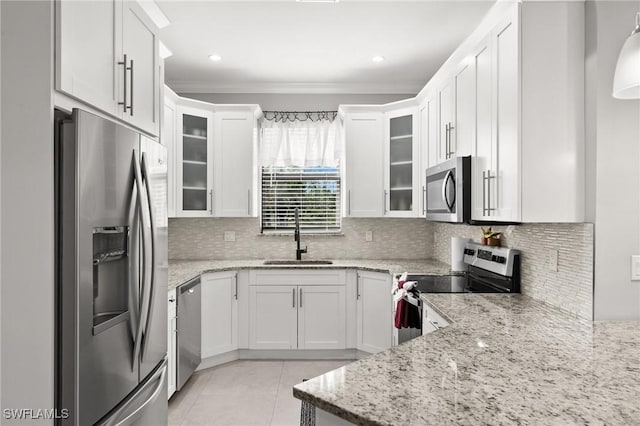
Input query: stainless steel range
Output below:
<box><xmin>409</xmin><ymin>243</ymin><xmax>521</xmax><ymax>294</ymax></box>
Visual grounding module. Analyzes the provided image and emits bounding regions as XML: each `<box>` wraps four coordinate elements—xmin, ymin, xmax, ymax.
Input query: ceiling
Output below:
<box><xmin>159</xmin><ymin>1</ymin><xmax>496</xmax><ymax>95</ymax></box>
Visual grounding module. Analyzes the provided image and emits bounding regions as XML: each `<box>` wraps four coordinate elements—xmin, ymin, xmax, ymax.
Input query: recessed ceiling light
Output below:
<box><xmin>208</xmin><ymin>54</ymin><xmax>222</xmax><ymax>62</ymax></box>
<box><xmin>372</xmin><ymin>56</ymin><xmax>385</xmax><ymax>63</ymax></box>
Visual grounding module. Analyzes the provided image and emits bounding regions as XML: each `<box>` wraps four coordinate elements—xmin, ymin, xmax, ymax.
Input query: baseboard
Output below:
<box><xmin>196</xmin><ymin>348</ymin><xmax>372</xmax><ymax>371</ymax></box>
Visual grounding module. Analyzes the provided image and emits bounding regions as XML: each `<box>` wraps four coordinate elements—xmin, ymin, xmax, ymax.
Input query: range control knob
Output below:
<box><xmin>491</xmin><ymin>255</ymin><xmax>506</xmax><ymax>264</ymax></box>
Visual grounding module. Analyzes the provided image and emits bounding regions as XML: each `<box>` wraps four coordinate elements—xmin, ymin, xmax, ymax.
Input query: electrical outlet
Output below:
<box><xmin>631</xmin><ymin>255</ymin><xmax>640</xmax><ymax>281</ymax></box>
<box><xmin>365</xmin><ymin>231</ymin><xmax>373</xmax><ymax>242</ymax></box>
<box><xmin>546</xmin><ymin>249</ymin><xmax>559</xmax><ymax>272</ymax></box>
<box><xmin>224</xmin><ymin>231</ymin><xmax>236</xmax><ymax>242</ymax></box>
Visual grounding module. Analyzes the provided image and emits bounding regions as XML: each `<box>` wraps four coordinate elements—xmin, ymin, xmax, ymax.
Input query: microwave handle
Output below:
<box><xmin>442</xmin><ymin>170</ymin><xmax>455</xmax><ymax>212</ymax></box>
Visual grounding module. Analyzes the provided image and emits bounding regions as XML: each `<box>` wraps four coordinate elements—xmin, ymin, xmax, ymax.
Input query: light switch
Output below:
<box><xmin>365</xmin><ymin>231</ymin><xmax>373</xmax><ymax>242</ymax></box>
<box><xmin>631</xmin><ymin>255</ymin><xmax>640</xmax><ymax>281</ymax></box>
<box><xmin>224</xmin><ymin>231</ymin><xmax>236</xmax><ymax>242</ymax></box>
<box><xmin>546</xmin><ymin>249</ymin><xmax>558</xmax><ymax>272</ymax></box>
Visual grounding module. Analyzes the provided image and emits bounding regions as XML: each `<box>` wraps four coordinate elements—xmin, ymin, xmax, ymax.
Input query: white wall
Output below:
<box><xmin>587</xmin><ymin>0</ymin><xmax>640</xmax><ymax>320</ymax></box>
<box><xmin>178</xmin><ymin>92</ymin><xmax>411</xmax><ymax>111</ymax></box>
<box><xmin>1</xmin><ymin>1</ymin><xmax>55</xmax><ymax>423</ymax></box>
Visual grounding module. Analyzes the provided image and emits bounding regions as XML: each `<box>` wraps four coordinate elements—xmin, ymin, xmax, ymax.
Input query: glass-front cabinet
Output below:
<box><xmin>385</xmin><ymin>108</ymin><xmax>420</xmax><ymax>217</ymax></box>
<box><xmin>176</xmin><ymin>106</ymin><xmax>214</xmax><ymax>217</ymax></box>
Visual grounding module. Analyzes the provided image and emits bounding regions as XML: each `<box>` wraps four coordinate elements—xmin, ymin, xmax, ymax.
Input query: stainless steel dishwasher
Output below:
<box><xmin>176</xmin><ymin>276</ymin><xmax>201</xmax><ymax>390</ymax></box>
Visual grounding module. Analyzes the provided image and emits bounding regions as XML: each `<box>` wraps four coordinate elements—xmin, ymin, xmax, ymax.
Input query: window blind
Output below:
<box><xmin>261</xmin><ymin>166</ymin><xmax>341</xmax><ymax>232</ymax></box>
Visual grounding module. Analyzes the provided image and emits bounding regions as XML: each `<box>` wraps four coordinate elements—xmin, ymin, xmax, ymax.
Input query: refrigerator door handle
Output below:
<box><xmin>100</xmin><ymin>361</ymin><xmax>167</xmax><ymax>426</ymax></box>
<box><xmin>132</xmin><ymin>150</ymin><xmax>152</xmax><ymax>371</ymax></box>
<box><xmin>140</xmin><ymin>153</ymin><xmax>156</xmax><ymax>361</ymax></box>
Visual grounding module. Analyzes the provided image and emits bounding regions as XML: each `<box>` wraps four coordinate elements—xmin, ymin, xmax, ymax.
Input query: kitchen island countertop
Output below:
<box><xmin>167</xmin><ymin>258</ymin><xmax>451</xmax><ymax>291</ymax></box>
<box><xmin>293</xmin><ymin>293</ymin><xmax>640</xmax><ymax>425</ymax></box>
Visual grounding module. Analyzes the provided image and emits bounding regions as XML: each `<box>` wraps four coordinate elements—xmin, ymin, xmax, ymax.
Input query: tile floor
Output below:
<box><xmin>168</xmin><ymin>360</ymin><xmax>352</xmax><ymax>426</ymax></box>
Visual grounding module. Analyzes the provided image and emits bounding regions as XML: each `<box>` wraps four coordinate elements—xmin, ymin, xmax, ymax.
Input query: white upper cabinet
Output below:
<box><xmin>384</xmin><ymin>108</ymin><xmax>420</xmax><ymax>217</ymax></box>
<box><xmin>56</xmin><ymin>0</ymin><xmax>119</xmax><ymax>116</ymax></box>
<box><xmin>213</xmin><ymin>109</ymin><xmax>258</xmax><ymax>217</ymax></box>
<box><xmin>453</xmin><ymin>62</ymin><xmax>475</xmax><ymax>158</ymax></box>
<box><xmin>176</xmin><ymin>105</ymin><xmax>214</xmax><ymax>217</ymax></box>
<box><xmin>120</xmin><ymin>1</ymin><xmax>159</xmax><ymax>135</ymax></box>
<box><xmin>55</xmin><ymin>0</ymin><xmax>160</xmax><ymax>136</ymax></box>
<box><xmin>343</xmin><ymin>112</ymin><xmax>385</xmax><ymax>217</ymax></box>
<box><xmin>164</xmin><ymin>90</ymin><xmax>178</xmax><ymax>218</ymax></box>
<box><xmin>437</xmin><ymin>80</ymin><xmax>455</xmax><ymax>162</ymax></box>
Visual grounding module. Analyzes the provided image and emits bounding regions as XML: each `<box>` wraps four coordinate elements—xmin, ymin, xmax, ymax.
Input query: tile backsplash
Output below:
<box><xmin>169</xmin><ymin>218</ymin><xmax>594</xmax><ymax>320</ymax></box>
<box><xmin>431</xmin><ymin>222</ymin><xmax>594</xmax><ymax>320</ymax></box>
<box><xmin>168</xmin><ymin>217</ymin><xmax>433</xmax><ymax>261</ymax></box>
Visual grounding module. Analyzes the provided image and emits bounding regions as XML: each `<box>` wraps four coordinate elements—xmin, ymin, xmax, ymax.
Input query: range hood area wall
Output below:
<box><xmin>169</xmin><ymin>217</ymin><xmax>433</xmax><ymax>261</ymax></box>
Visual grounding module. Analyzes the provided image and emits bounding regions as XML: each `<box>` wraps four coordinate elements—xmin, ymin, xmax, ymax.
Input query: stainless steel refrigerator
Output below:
<box><xmin>56</xmin><ymin>109</ymin><xmax>168</xmax><ymax>426</ymax></box>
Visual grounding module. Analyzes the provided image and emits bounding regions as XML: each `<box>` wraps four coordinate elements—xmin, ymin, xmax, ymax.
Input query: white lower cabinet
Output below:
<box><xmin>201</xmin><ymin>271</ymin><xmax>239</xmax><ymax>358</ymax></box>
<box><xmin>167</xmin><ymin>289</ymin><xmax>177</xmax><ymax>399</ymax></box>
<box><xmin>249</xmin><ymin>285</ymin><xmax>298</xmax><ymax>350</ymax></box>
<box><xmin>356</xmin><ymin>271</ymin><xmax>392</xmax><ymax>354</ymax></box>
<box><xmin>249</xmin><ymin>285</ymin><xmax>346</xmax><ymax>350</ymax></box>
<box><xmin>298</xmin><ymin>286</ymin><xmax>346</xmax><ymax>350</ymax></box>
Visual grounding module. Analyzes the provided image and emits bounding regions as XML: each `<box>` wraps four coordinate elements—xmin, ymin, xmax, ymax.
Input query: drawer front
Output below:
<box><xmin>249</xmin><ymin>269</ymin><xmax>347</xmax><ymax>286</ymax></box>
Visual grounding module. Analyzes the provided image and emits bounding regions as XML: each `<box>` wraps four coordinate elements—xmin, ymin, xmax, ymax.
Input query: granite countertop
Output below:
<box><xmin>293</xmin><ymin>294</ymin><xmax>640</xmax><ymax>425</ymax></box>
<box><xmin>167</xmin><ymin>258</ymin><xmax>451</xmax><ymax>291</ymax></box>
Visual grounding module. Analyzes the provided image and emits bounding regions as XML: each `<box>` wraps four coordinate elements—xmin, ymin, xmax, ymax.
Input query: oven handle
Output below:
<box><xmin>441</xmin><ymin>170</ymin><xmax>455</xmax><ymax>212</ymax></box>
<box><xmin>467</xmin><ymin>272</ymin><xmax>512</xmax><ymax>292</ymax></box>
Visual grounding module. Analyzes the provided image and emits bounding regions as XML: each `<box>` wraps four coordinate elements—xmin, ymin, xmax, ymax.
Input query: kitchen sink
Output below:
<box><xmin>263</xmin><ymin>260</ymin><xmax>333</xmax><ymax>265</ymax></box>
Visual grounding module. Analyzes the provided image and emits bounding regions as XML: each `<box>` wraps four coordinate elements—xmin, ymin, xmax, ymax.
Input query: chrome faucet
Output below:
<box><xmin>294</xmin><ymin>208</ymin><xmax>307</xmax><ymax>261</ymax></box>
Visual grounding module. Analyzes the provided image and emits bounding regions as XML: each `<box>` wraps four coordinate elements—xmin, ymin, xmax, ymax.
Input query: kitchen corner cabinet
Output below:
<box><xmin>213</xmin><ymin>109</ymin><xmax>258</xmax><ymax>217</ymax></box>
<box><xmin>201</xmin><ymin>272</ymin><xmax>239</xmax><ymax>358</ymax></box>
<box><xmin>167</xmin><ymin>289</ymin><xmax>177</xmax><ymax>399</ymax></box>
<box><xmin>343</xmin><ymin>112</ymin><xmax>385</xmax><ymax>217</ymax></box>
<box><xmin>176</xmin><ymin>105</ymin><xmax>214</xmax><ymax>217</ymax></box>
<box><xmin>384</xmin><ymin>109</ymin><xmax>420</xmax><ymax>217</ymax></box>
<box><xmin>356</xmin><ymin>271</ymin><xmax>392</xmax><ymax>354</ymax></box>
<box><xmin>55</xmin><ymin>0</ymin><xmax>160</xmax><ymax>136</ymax></box>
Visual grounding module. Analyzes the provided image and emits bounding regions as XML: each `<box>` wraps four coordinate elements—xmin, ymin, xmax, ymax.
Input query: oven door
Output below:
<box><xmin>425</xmin><ymin>156</ymin><xmax>469</xmax><ymax>222</ymax></box>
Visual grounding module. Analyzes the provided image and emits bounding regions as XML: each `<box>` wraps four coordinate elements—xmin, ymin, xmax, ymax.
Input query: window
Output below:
<box><xmin>261</xmin><ymin>165</ymin><xmax>341</xmax><ymax>233</ymax></box>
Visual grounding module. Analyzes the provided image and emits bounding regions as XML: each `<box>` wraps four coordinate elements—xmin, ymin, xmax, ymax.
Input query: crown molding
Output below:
<box><xmin>165</xmin><ymin>80</ymin><xmax>423</xmax><ymax>95</ymax></box>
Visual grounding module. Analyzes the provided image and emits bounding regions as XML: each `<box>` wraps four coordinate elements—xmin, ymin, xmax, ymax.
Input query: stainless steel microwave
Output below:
<box><xmin>425</xmin><ymin>156</ymin><xmax>471</xmax><ymax>223</ymax></box>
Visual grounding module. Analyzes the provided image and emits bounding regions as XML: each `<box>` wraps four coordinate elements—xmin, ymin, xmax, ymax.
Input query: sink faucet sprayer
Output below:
<box><xmin>294</xmin><ymin>208</ymin><xmax>307</xmax><ymax>261</ymax></box>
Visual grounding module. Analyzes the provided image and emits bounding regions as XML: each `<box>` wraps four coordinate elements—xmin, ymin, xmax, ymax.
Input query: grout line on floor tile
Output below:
<box><xmin>268</xmin><ymin>361</ymin><xmax>286</xmax><ymax>426</ymax></box>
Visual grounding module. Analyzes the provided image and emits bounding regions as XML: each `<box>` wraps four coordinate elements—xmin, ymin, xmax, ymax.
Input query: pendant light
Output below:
<box><xmin>612</xmin><ymin>13</ymin><xmax>640</xmax><ymax>99</ymax></box>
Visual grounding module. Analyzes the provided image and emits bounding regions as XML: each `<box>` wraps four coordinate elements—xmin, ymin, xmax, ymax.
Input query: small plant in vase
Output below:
<box><xmin>481</xmin><ymin>227</ymin><xmax>502</xmax><ymax>246</ymax></box>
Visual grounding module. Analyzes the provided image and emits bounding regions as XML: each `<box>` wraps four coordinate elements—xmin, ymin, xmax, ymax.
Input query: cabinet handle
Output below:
<box><xmin>234</xmin><ymin>275</ymin><xmax>238</xmax><ymax>300</ymax></box>
<box><xmin>292</xmin><ymin>288</ymin><xmax>296</xmax><ymax>308</ymax></box>
<box><xmin>383</xmin><ymin>190</ymin><xmax>387</xmax><ymax>214</ymax></box>
<box><xmin>168</xmin><ymin>297</ymin><xmax>175</xmax><ymax>303</ymax></box>
<box><xmin>129</xmin><ymin>58</ymin><xmax>134</xmax><ymax>116</ymax></box>
<box><xmin>448</xmin><ymin>123</ymin><xmax>455</xmax><ymax>158</ymax></box>
<box><xmin>348</xmin><ymin>190</ymin><xmax>351</xmax><ymax>216</ymax></box>
<box><xmin>209</xmin><ymin>190</ymin><xmax>213</xmax><ymax>214</ymax></box>
<box><xmin>422</xmin><ymin>185</ymin><xmax>426</xmax><ymax>215</ymax></box>
<box><xmin>247</xmin><ymin>189</ymin><xmax>251</xmax><ymax>216</ymax></box>
<box><xmin>486</xmin><ymin>170</ymin><xmax>496</xmax><ymax>216</ymax></box>
<box><xmin>356</xmin><ymin>274</ymin><xmax>360</xmax><ymax>299</ymax></box>
<box><xmin>482</xmin><ymin>170</ymin><xmax>487</xmax><ymax>216</ymax></box>
<box><xmin>118</xmin><ymin>54</ymin><xmax>130</xmax><ymax>114</ymax></box>
<box><xmin>445</xmin><ymin>123</ymin><xmax>449</xmax><ymax>159</ymax></box>
<box><xmin>299</xmin><ymin>288</ymin><xmax>303</xmax><ymax>308</ymax></box>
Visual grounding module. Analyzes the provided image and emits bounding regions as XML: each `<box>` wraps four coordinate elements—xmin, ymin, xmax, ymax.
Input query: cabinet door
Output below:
<box><xmin>454</xmin><ymin>63</ymin><xmax>475</xmax><ymax>157</ymax></box>
<box><xmin>492</xmin><ymin>17</ymin><xmax>521</xmax><ymax>222</ymax></box>
<box><xmin>201</xmin><ymin>272</ymin><xmax>238</xmax><ymax>358</ymax></box>
<box><xmin>249</xmin><ymin>286</ymin><xmax>298</xmax><ymax>349</ymax></box>
<box><xmin>418</xmin><ymin>104</ymin><xmax>428</xmax><ymax>217</ymax></box>
<box><xmin>55</xmin><ymin>0</ymin><xmax>120</xmax><ymax>115</ymax></box>
<box><xmin>426</xmin><ymin>97</ymin><xmax>439</xmax><ymax>168</ymax></box>
<box><xmin>164</xmin><ymin>97</ymin><xmax>177</xmax><ymax>218</ymax></box>
<box><xmin>176</xmin><ymin>106</ymin><xmax>214</xmax><ymax>217</ymax></box>
<box><xmin>385</xmin><ymin>110</ymin><xmax>419</xmax><ymax>217</ymax></box>
<box><xmin>121</xmin><ymin>1</ymin><xmax>159</xmax><ymax>136</ymax></box>
<box><xmin>472</xmin><ymin>40</ymin><xmax>493</xmax><ymax>221</ymax></box>
<box><xmin>214</xmin><ymin>110</ymin><xmax>255</xmax><ymax>217</ymax></box>
<box><xmin>344</xmin><ymin>113</ymin><xmax>384</xmax><ymax>217</ymax></box>
<box><xmin>167</xmin><ymin>289</ymin><xmax>177</xmax><ymax>399</ymax></box>
<box><xmin>356</xmin><ymin>272</ymin><xmax>392</xmax><ymax>354</ymax></box>
<box><xmin>298</xmin><ymin>286</ymin><xmax>346</xmax><ymax>350</ymax></box>
<box><xmin>438</xmin><ymin>80</ymin><xmax>455</xmax><ymax>162</ymax></box>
